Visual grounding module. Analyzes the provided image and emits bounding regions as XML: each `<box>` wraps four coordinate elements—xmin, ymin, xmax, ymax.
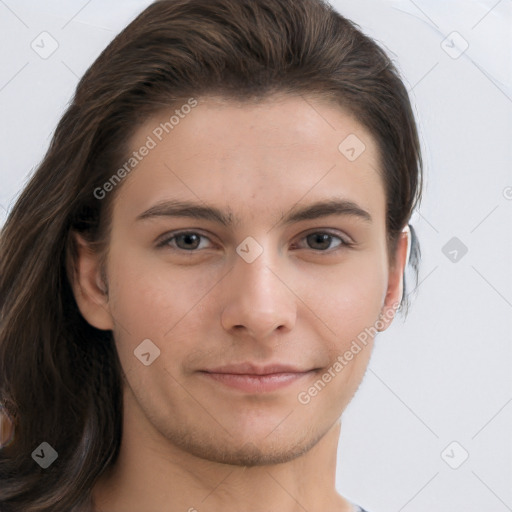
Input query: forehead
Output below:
<box><xmin>112</xmin><ymin>94</ymin><xmax>386</xmax><ymax>227</ymax></box>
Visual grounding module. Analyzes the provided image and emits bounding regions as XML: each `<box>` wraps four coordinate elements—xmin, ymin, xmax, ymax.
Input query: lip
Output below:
<box><xmin>198</xmin><ymin>363</ymin><xmax>318</xmax><ymax>393</ymax></box>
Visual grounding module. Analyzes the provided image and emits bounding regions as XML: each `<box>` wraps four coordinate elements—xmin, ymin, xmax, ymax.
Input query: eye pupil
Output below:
<box><xmin>177</xmin><ymin>233</ymin><xmax>200</xmax><ymax>250</ymax></box>
<box><xmin>307</xmin><ymin>233</ymin><xmax>332</xmax><ymax>250</ymax></box>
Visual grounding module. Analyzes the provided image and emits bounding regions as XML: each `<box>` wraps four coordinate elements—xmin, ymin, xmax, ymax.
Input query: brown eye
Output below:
<box><xmin>306</xmin><ymin>233</ymin><xmax>336</xmax><ymax>250</ymax></box>
<box><xmin>157</xmin><ymin>231</ymin><xmax>212</xmax><ymax>251</ymax></box>
<box><xmin>298</xmin><ymin>231</ymin><xmax>347</xmax><ymax>251</ymax></box>
<box><xmin>174</xmin><ymin>233</ymin><xmax>202</xmax><ymax>250</ymax></box>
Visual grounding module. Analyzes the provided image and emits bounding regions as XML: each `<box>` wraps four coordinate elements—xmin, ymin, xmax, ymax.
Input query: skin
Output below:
<box><xmin>72</xmin><ymin>94</ymin><xmax>408</xmax><ymax>512</ymax></box>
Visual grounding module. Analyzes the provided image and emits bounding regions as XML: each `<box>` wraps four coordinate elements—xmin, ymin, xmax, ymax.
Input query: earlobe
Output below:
<box><xmin>69</xmin><ymin>232</ymin><xmax>114</xmax><ymax>331</ymax></box>
<box><xmin>378</xmin><ymin>226</ymin><xmax>410</xmax><ymax>332</ymax></box>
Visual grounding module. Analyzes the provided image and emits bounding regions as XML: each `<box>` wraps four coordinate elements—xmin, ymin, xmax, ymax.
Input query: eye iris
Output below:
<box><xmin>307</xmin><ymin>233</ymin><xmax>332</xmax><ymax>250</ymax></box>
<box><xmin>177</xmin><ymin>233</ymin><xmax>200</xmax><ymax>250</ymax></box>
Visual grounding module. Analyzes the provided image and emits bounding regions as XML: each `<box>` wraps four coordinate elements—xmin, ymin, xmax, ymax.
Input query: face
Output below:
<box><xmin>74</xmin><ymin>94</ymin><xmax>406</xmax><ymax>466</ymax></box>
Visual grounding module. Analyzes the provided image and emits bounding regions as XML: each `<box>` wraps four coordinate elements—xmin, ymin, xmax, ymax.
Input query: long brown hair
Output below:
<box><xmin>0</xmin><ymin>0</ymin><xmax>422</xmax><ymax>510</ymax></box>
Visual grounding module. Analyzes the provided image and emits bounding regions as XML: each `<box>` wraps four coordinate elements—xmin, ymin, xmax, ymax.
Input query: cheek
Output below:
<box><xmin>294</xmin><ymin>263</ymin><xmax>383</xmax><ymax>413</ymax></box>
<box><xmin>105</xmin><ymin>247</ymin><xmax>213</xmax><ymax>370</ymax></box>
<box><xmin>297</xmin><ymin>252</ymin><xmax>387</xmax><ymax>341</ymax></box>
<box><xmin>292</xmin><ymin>253</ymin><xmax>386</xmax><ymax>402</ymax></box>
<box><xmin>106</xmin><ymin>237</ymin><xmax>387</xmax><ymax>376</ymax></box>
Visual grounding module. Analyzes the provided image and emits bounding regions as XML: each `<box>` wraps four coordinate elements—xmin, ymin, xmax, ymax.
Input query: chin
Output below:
<box><xmin>170</xmin><ymin>426</ymin><xmax>324</xmax><ymax>467</ymax></box>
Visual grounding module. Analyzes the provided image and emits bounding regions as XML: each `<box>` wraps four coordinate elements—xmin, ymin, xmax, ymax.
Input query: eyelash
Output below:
<box><xmin>155</xmin><ymin>230</ymin><xmax>353</xmax><ymax>253</ymax></box>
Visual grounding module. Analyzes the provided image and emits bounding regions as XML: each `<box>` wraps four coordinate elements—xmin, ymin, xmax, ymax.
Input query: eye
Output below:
<box><xmin>156</xmin><ymin>230</ymin><xmax>352</xmax><ymax>253</ymax></box>
<box><xmin>156</xmin><ymin>231</ymin><xmax>213</xmax><ymax>251</ymax></box>
<box><xmin>293</xmin><ymin>231</ymin><xmax>351</xmax><ymax>252</ymax></box>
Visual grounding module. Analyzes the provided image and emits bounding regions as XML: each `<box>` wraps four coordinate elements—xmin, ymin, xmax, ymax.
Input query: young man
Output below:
<box><xmin>0</xmin><ymin>1</ymin><xmax>421</xmax><ymax>511</ymax></box>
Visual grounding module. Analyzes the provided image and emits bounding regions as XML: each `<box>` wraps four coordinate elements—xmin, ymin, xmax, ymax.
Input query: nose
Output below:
<box><xmin>220</xmin><ymin>244</ymin><xmax>297</xmax><ymax>340</ymax></box>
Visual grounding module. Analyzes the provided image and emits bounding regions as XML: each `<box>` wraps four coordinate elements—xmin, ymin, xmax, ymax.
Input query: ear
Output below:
<box><xmin>68</xmin><ymin>232</ymin><xmax>114</xmax><ymax>331</ymax></box>
<box><xmin>378</xmin><ymin>226</ymin><xmax>410</xmax><ymax>331</ymax></box>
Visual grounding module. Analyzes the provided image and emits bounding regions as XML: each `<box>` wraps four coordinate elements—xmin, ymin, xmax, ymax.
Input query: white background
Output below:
<box><xmin>0</xmin><ymin>1</ymin><xmax>511</xmax><ymax>511</ymax></box>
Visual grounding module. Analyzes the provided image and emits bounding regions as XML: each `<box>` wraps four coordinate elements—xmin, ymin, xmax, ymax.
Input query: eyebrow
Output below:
<box><xmin>135</xmin><ymin>198</ymin><xmax>372</xmax><ymax>226</ymax></box>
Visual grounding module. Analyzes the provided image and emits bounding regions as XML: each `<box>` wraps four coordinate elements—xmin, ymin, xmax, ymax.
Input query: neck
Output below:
<box><xmin>92</xmin><ymin>387</ymin><xmax>354</xmax><ymax>512</ymax></box>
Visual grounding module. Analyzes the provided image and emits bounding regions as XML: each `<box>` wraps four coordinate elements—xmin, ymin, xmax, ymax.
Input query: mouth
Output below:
<box><xmin>198</xmin><ymin>363</ymin><xmax>319</xmax><ymax>393</ymax></box>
